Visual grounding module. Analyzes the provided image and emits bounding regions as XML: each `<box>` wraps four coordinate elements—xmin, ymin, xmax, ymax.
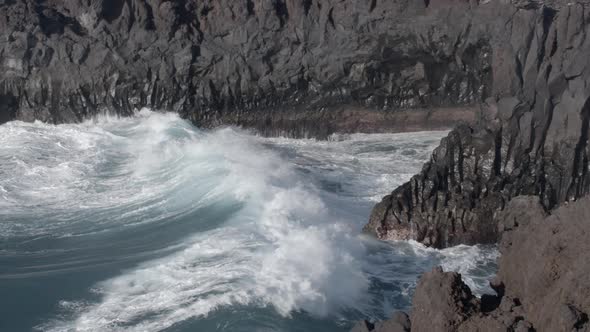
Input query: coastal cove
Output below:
<box><xmin>1</xmin><ymin>0</ymin><xmax>590</xmax><ymax>331</ymax></box>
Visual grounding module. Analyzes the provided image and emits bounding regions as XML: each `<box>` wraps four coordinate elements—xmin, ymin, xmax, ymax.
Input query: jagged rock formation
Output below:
<box><xmin>365</xmin><ymin>0</ymin><xmax>590</xmax><ymax>248</ymax></box>
<box><xmin>1</xmin><ymin>0</ymin><xmax>501</xmax><ymax>137</ymax></box>
<box><xmin>358</xmin><ymin>196</ymin><xmax>590</xmax><ymax>332</ymax></box>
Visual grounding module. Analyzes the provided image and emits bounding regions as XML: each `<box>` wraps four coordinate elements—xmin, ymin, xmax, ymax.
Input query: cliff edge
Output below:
<box><xmin>366</xmin><ymin>0</ymin><xmax>590</xmax><ymax>248</ymax></box>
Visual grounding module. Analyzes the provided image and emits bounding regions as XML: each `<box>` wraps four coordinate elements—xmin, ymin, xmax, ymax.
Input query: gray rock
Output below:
<box><xmin>365</xmin><ymin>3</ymin><xmax>590</xmax><ymax>248</ymax></box>
<box><xmin>496</xmin><ymin>195</ymin><xmax>547</xmax><ymax>235</ymax></box>
<box><xmin>0</xmin><ymin>0</ymin><xmax>510</xmax><ymax>137</ymax></box>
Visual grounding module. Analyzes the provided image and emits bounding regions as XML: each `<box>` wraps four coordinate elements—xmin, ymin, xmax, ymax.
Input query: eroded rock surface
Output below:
<box><xmin>366</xmin><ymin>1</ymin><xmax>590</xmax><ymax>247</ymax></box>
<box><xmin>358</xmin><ymin>196</ymin><xmax>590</xmax><ymax>332</ymax></box>
<box><xmin>1</xmin><ymin>0</ymin><xmax>512</xmax><ymax>136</ymax></box>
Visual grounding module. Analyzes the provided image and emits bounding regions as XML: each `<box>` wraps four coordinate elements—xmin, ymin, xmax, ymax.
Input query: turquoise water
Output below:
<box><xmin>0</xmin><ymin>110</ymin><xmax>497</xmax><ymax>332</ymax></box>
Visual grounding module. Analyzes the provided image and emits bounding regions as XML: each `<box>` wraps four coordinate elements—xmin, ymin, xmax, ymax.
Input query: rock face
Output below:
<box><xmin>410</xmin><ymin>267</ymin><xmax>479</xmax><ymax>332</ymax></box>
<box><xmin>366</xmin><ymin>1</ymin><xmax>590</xmax><ymax>247</ymax></box>
<box><xmin>358</xmin><ymin>196</ymin><xmax>590</xmax><ymax>332</ymax></box>
<box><xmin>491</xmin><ymin>196</ymin><xmax>590</xmax><ymax>331</ymax></box>
<box><xmin>2</xmin><ymin>0</ymin><xmax>509</xmax><ymax>137</ymax></box>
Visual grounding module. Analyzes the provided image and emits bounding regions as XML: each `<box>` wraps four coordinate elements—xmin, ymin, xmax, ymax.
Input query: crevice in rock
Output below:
<box><xmin>246</xmin><ymin>0</ymin><xmax>255</xmax><ymax>16</ymax></box>
<box><xmin>515</xmin><ymin>54</ymin><xmax>524</xmax><ymax>88</ymax></box>
<box><xmin>537</xmin><ymin>7</ymin><xmax>556</xmax><ymax>68</ymax></box>
<box><xmin>273</xmin><ymin>0</ymin><xmax>288</xmax><ymax>27</ymax></box>
<box><xmin>549</xmin><ymin>31</ymin><xmax>558</xmax><ymax>57</ymax></box>
<box><xmin>494</xmin><ymin>129</ymin><xmax>503</xmax><ymax>176</ymax></box>
<box><xmin>569</xmin><ymin>98</ymin><xmax>590</xmax><ymax>198</ymax></box>
<box><xmin>303</xmin><ymin>0</ymin><xmax>312</xmax><ymax>15</ymax></box>
<box><xmin>328</xmin><ymin>7</ymin><xmax>335</xmax><ymax>29</ymax></box>
<box><xmin>200</xmin><ymin>5</ymin><xmax>213</xmax><ymax>17</ymax></box>
<box><xmin>574</xmin><ymin>311</ymin><xmax>589</xmax><ymax>329</ymax></box>
<box><xmin>101</xmin><ymin>0</ymin><xmax>125</xmax><ymax>22</ymax></box>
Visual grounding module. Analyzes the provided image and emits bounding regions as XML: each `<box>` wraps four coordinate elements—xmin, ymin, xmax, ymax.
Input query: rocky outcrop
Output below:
<box><xmin>366</xmin><ymin>1</ymin><xmax>590</xmax><ymax>247</ymax></box>
<box><xmin>411</xmin><ymin>267</ymin><xmax>480</xmax><ymax>331</ymax></box>
<box><xmin>357</xmin><ymin>196</ymin><xmax>590</xmax><ymax>332</ymax></box>
<box><xmin>351</xmin><ymin>312</ymin><xmax>411</xmax><ymax>332</ymax></box>
<box><xmin>490</xmin><ymin>196</ymin><xmax>590</xmax><ymax>331</ymax></box>
<box><xmin>2</xmin><ymin>0</ymin><xmax>510</xmax><ymax>137</ymax></box>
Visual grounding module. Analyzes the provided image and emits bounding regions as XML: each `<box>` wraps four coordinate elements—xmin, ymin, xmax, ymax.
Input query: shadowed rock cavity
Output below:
<box><xmin>357</xmin><ymin>196</ymin><xmax>590</xmax><ymax>332</ymax></box>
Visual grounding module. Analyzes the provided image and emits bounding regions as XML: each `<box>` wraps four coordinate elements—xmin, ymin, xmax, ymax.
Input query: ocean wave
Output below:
<box><xmin>0</xmin><ymin>110</ymin><xmax>496</xmax><ymax>332</ymax></box>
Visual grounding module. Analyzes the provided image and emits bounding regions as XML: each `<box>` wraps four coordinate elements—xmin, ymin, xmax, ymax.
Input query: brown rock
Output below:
<box><xmin>410</xmin><ymin>267</ymin><xmax>479</xmax><ymax>332</ymax></box>
<box><xmin>359</xmin><ymin>197</ymin><xmax>590</xmax><ymax>332</ymax></box>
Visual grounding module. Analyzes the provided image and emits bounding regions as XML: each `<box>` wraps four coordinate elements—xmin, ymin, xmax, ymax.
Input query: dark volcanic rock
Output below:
<box><xmin>366</xmin><ymin>1</ymin><xmax>590</xmax><ymax>247</ymax></box>
<box><xmin>356</xmin><ymin>196</ymin><xmax>590</xmax><ymax>332</ymax></box>
<box><xmin>2</xmin><ymin>0</ymin><xmax>506</xmax><ymax>136</ymax></box>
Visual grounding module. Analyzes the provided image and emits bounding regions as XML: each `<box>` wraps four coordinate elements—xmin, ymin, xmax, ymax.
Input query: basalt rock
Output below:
<box><xmin>366</xmin><ymin>1</ymin><xmax>590</xmax><ymax>247</ymax></box>
<box><xmin>356</xmin><ymin>196</ymin><xmax>590</xmax><ymax>332</ymax></box>
<box><xmin>2</xmin><ymin>0</ymin><xmax>505</xmax><ymax>137</ymax></box>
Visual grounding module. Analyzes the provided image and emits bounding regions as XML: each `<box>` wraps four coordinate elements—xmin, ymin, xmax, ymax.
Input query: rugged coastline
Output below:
<box><xmin>365</xmin><ymin>0</ymin><xmax>590</xmax><ymax>248</ymax></box>
<box><xmin>359</xmin><ymin>1</ymin><xmax>590</xmax><ymax>330</ymax></box>
<box><xmin>2</xmin><ymin>0</ymin><xmax>590</xmax><ymax>331</ymax></box>
<box><xmin>356</xmin><ymin>196</ymin><xmax>590</xmax><ymax>331</ymax></box>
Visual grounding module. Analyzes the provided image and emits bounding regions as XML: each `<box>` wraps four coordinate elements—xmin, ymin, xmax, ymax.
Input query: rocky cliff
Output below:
<box><xmin>355</xmin><ymin>196</ymin><xmax>590</xmax><ymax>332</ymax></box>
<box><xmin>1</xmin><ymin>0</ymin><xmax>501</xmax><ymax>137</ymax></box>
<box><xmin>366</xmin><ymin>0</ymin><xmax>590</xmax><ymax>248</ymax></box>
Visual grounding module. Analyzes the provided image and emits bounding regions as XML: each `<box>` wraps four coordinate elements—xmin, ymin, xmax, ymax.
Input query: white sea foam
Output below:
<box><xmin>25</xmin><ymin>111</ymin><xmax>367</xmax><ymax>331</ymax></box>
<box><xmin>403</xmin><ymin>240</ymin><xmax>499</xmax><ymax>294</ymax></box>
<box><xmin>0</xmin><ymin>110</ymin><xmax>497</xmax><ymax>331</ymax></box>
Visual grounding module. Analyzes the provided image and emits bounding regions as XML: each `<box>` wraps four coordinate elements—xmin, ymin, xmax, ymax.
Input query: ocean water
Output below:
<box><xmin>0</xmin><ymin>110</ymin><xmax>498</xmax><ymax>332</ymax></box>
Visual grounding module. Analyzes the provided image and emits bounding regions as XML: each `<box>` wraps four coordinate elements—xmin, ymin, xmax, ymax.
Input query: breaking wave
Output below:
<box><xmin>0</xmin><ymin>110</ymin><xmax>497</xmax><ymax>332</ymax></box>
